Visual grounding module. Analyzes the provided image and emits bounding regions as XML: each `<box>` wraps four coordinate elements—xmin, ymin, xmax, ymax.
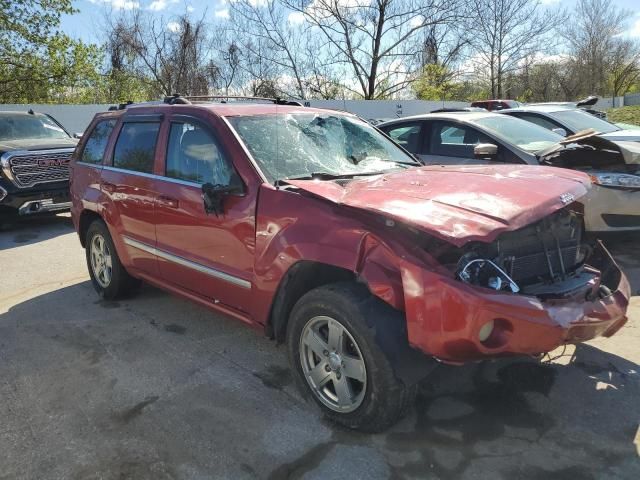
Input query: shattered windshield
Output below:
<box><xmin>226</xmin><ymin>112</ymin><xmax>419</xmax><ymax>183</ymax></box>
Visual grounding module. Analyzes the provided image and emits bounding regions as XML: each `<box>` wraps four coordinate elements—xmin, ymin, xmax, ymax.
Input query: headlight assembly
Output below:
<box><xmin>590</xmin><ymin>172</ymin><xmax>640</xmax><ymax>189</ymax></box>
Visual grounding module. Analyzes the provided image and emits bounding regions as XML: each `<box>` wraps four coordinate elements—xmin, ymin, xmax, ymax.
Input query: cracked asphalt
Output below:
<box><xmin>0</xmin><ymin>214</ymin><xmax>639</xmax><ymax>480</ymax></box>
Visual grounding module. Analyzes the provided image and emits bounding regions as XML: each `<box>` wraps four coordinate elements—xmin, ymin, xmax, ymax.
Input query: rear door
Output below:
<box><xmin>154</xmin><ymin>114</ymin><xmax>257</xmax><ymax>313</ymax></box>
<box><xmin>381</xmin><ymin>121</ymin><xmax>425</xmax><ymax>157</ymax></box>
<box><xmin>100</xmin><ymin>114</ymin><xmax>164</xmax><ymax>276</ymax></box>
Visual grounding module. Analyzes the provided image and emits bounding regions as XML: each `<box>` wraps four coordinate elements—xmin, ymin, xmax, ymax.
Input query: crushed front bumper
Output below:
<box><xmin>401</xmin><ymin>242</ymin><xmax>630</xmax><ymax>363</ymax></box>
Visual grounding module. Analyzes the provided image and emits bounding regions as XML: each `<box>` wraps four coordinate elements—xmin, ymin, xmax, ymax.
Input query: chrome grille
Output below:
<box><xmin>2</xmin><ymin>149</ymin><xmax>73</xmax><ymax>188</ymax></box>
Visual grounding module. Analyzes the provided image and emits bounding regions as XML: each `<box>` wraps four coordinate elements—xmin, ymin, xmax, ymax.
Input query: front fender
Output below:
<box><xmin>250</xmin><ymin>186</ymin><xmax>408</xmax><ymax>325</ymax></box>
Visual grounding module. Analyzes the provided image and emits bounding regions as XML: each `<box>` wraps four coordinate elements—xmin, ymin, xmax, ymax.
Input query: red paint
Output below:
<box><xmin>71</xmin><ymin>104</ymin><xmax>629</xmax><ymax>365</ymax></box>
<box><xmin>287</xmin><ymin>164</ymin><xmax>591</xmax><ymax>247</ymax></box>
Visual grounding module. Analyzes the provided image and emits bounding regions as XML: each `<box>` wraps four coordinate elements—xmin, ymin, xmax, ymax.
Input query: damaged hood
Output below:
<box><xmin>539</xmin><ymin>129</ymin><xmax>640</xmax><ymax>168</ymax></box>
<box><xmin>599</xmin><ymin>129</ymin><xmax>640</xmax><ymax>143</ymax></box>
<box><xmin>287</xmin><ymin>165</ymin><xmax>590</xmax><ymax>247</ymax></box>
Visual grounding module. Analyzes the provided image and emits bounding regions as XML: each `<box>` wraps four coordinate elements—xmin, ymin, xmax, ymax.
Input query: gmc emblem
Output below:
<box><xmin>38</xmin><ymin>158</ymin><xmax>70</xmax><ymax>167</ymax></box>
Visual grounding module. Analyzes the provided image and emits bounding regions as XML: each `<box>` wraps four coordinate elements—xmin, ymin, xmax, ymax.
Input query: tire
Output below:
<box><xmin>85</xmin><ymin>219</ymin><xmax>140</xmax><ymax>300</ymax></box>
<box><xmin>287</xmin><ymin>282</ymin><xmax>418</xmax><ymax>432</ymax></box>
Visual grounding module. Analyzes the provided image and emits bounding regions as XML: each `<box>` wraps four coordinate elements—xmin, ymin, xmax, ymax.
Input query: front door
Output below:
<box><xmin>154</xmin><ymin>116</ymin><xmax>257</xmax><ymax>313</ymax></box>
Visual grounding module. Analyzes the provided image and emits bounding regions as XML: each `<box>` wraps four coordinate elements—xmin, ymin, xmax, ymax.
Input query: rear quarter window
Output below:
<box><xmin>80</xmin><ymin>119</ymin><xmax>116</xmax><ymax>164</ymax></box>
<box><xmin>112</xmin><ymin>122</ymin><xmax>161</xmax><ymax>174</ymax></box>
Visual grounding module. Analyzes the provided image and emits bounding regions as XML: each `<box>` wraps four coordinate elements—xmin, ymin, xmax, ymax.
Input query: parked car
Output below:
<box><xmin>526</xmin><ymin>95</ymin><xmax>607</xmax><ymax>119</ymax></box>
<box><xmin>0</xmin><ymin>110</ymin><xmax>77</xmax><ymax>219</ymax></box>
<box><xmin>470</xmin><ymin>99</ymin><xmax>521</xmax><ymax>111</ymax></box>
<box><xmin>430</xmin><ymin>107</ymin><xmax>488</xmax><ymax>113</ymax></box>
<box><xmin>501</xmin><ymin>105</ymin><xmax>640</xmax><ymax>142</ymax></box>
<box><xmin>378</xmin><ymin>112</ymin><xmax>640</xmax><ymax>232</ymax></box>
<box><xmin>70</xmin><ymin>99</ymin><xmax>629</xmax><ymax>431</ymax></box>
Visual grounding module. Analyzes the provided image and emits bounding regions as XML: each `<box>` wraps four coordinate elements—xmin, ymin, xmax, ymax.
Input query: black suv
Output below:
<box><xmin>0</xmin><ymin>110</ymin><xmax>77</xmax><ymax>220</ymax></box>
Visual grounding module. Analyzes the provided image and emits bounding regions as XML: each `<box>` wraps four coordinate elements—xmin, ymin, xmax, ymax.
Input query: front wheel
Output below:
<box><xmin>287</xmin><ymin>282</ymin><xmax>417</xmax><ymax>432</ymax></box>
<box><xmin>85</xmin><ymin>220</ymin><xmax>140</xmax><ymax>299</ymax></box>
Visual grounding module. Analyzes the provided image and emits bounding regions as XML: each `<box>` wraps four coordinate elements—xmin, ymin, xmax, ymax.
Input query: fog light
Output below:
<box><xmin>478</xmin><ymin>320</ymin><xmax>495</xmax><ymax>342</ymax></box>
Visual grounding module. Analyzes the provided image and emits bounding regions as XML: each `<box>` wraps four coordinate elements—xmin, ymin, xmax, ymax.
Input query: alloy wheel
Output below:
<box><xmin>90</xmin><ymin>233</ymin><xmax>113</xmax><ymax>288</ymax></box>
<box><xmin>299</xmin><ymin>315</ymin><xmax>367</xmax><ymax>413</ymax></box>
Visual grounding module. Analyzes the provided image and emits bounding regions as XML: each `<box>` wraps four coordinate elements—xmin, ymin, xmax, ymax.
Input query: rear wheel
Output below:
<box><xmin>287</xmin><ymin>282</ymin><xmax>417</xmax><ymax>432</ymax></box>
<box><xmin>85</xmin><ymin>220</ymin><xmax>140</xmax><ymax>299</ymax></box>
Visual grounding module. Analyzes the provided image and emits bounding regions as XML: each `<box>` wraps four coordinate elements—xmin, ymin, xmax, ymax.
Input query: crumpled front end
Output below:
<box><xmin>401</xmin><ymin>219</ymin><xmax>630</xmax><ymax>363</ymax></box>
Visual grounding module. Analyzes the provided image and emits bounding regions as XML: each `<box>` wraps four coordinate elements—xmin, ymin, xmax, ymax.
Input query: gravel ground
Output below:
<box><xmin>0</xmin><ymin>213</ymin><xmax>638</xmax><ymax>480</ymax></box>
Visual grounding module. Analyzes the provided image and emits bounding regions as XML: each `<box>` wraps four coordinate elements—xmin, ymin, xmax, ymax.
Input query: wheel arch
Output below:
<box><xmin>268</xmin><ymin>260</ymin><xmax>355</xmax><ymax>343</ymax></box>
<box><xmin>78</xmin><ymin>209</ymin><xmax>103</xmax><ymax>248</ymax></box>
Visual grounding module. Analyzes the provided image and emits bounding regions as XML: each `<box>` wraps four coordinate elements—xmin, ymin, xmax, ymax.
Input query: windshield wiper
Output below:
<box><xmin>275</xmin><ymin>171</ymin><xmax>389</xmax><ymax>187</ymax></box>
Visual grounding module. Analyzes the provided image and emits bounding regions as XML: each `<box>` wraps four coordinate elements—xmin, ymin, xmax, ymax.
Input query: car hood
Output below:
<box><xmin>599</xmin><ymin>129</ymin><xmax>640</xmax><ymax>142</ymax></box>
<box><xmin>0</xmin><ymin>137</ymin><xmax>77</xmax><ymax>152</ymax></box>
<box><xmin>287</xmin><ymin>165</ymin><xmax>590</xmax><ymax>247</ymax></box>
<box><xmin>539</xmin><ymin>129</ymin><xmax>640</xmax><ymax>168</ymax></box>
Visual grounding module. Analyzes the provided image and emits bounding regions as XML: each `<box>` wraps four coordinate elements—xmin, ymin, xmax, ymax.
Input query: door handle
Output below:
<box><xmin>157</xmin><ymin>195</ymin><xmax>179</xmax><ymax>209</ymax></box>
<box><xmin>102</xmin><ymin>182</ymin><xmax>116</xmax><ymax>193</ymax></box>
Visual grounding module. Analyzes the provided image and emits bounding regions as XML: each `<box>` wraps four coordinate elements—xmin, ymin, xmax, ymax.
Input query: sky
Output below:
<box><xmin>60</xmin><ymin>0</ymin><xmax>640</xmax><ymax>46</ymax></box>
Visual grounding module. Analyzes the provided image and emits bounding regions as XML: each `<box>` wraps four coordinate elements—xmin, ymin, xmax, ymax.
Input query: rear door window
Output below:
<box><xmin>112</xmin><ymin>122</ymin><xmax>161</xmax><ymax>174</ymax></box>
<box><xmin>383</xmin><ymin>122</ymin><xmax>423</xmax><ymax>154</ymax></box>
<box><xmin>80</xmin><ymin>119</ymin><xmax>116</xmax><ymax>164</ymax></box>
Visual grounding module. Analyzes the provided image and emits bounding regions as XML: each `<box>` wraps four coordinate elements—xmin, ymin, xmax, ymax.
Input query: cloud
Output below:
<box><xmin>629</xmin><ymin>15</ymin><xmax>640</xmax><ymax>37</ymax></box>
<box><xmin>167</xmin><ymin>21</ymin><xmax>181</xmax><ymax>32</ymax></box>
<box><xmin>148</xmin><ymin>0</ymin><xmax>178</xmax><ymax>11</ymax></box>
<box><xmin>409</xmin><ymin>15</ymin><xmax>423</xmax><ymax>28</ymax></box>
<box><xmin>540</xmin><ymin>0</ymin><xmax>560</xmax><ymax>4</ymax></box>
<box><xmin>89</xmin><ymin>0</ymin><xmax>140</xmax><ymax>10</ymax></box>
<box><xmin>187</xmin><ymin>5</ymin><xmax>195</xmax><ymax>12</ymax></box>
<box><xmin>288</xmin><ymin>12</ymin><xmax>305</xmax><ymax>24</ymax></box>
<box><xmin>214</xmin><ymin>8</ymin><xmax>230</xmax><ymax>19</ymax></box>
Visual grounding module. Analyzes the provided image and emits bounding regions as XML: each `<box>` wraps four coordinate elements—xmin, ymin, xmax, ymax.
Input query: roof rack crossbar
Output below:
<box><xmin>163</xmin><ymin>93</ymin><xmax>303</xmax><ymax>106</ymax></box>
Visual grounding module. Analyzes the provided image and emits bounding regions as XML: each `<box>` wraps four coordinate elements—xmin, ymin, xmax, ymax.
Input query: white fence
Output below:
<box><xmin>0</xmin><ymin>101</ymin><xmax>468</xmax><ymax>133</ymax></box>
<box><xmin>0</xmin><ymin>96</ymin><xmax>633</xmax><ymax>134</ymax></box>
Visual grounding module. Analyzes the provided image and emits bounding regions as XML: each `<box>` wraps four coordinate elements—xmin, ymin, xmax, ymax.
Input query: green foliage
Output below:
<box><xmin>606</xmin><ymin>106</ymin><xmax>640</xmax><ymax>127</ymax></box>
<box><xmin>412</xmin><ymin>64</ymin><xmax>460</xmax><ymax>100</ymax></box>
<box><xmin>0</xmin><ymin>0</ymin><xmax>102</xmax><ymax>103</ymax></box>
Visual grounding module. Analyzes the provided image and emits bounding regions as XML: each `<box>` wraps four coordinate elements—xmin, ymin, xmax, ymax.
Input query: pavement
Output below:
<box><xmin>0</xmin><ymin>213</ymin><xmax>638</xmax><ymax>480</ymax></box>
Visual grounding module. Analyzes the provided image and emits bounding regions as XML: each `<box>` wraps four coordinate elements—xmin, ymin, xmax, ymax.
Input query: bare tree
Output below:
<box><xmin>229</xmin><ymin>0</ymin><xmax>314</xmax><ymax>99</ymax></box>
<box><xmin>103</xmin><ymin>10</ymin><xmax>213</xmax><ymax>96</ymax></box>
<box><xmin>466</xmin><ymin>0</ymin><xmax>563</xmax><ymax>98</ymax></box>
<box><xmin>284</xmin><ymin>0</ymin><xmax>461</xmax><ymax>99</ymax></box>
<box><xmin>608</xmin><ymin>38</ymin><xmax>640</xmax><ymax>101</ymax></box>
<box><xmin>563</xmin><ymin>0</ymin><xmax>630</xmax><ymax>96</ymax></box>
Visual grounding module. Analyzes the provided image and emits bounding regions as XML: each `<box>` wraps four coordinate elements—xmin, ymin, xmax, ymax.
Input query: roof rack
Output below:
<box><xmin>162</xmin><ymin>93</ymin><xmax>304</xmax><ymax>106</ymax></box>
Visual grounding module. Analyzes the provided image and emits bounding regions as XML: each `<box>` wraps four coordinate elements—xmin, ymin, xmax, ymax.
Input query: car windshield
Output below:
<box><xmin>473</xmin><ymin>115</ymin><xmax>563</xmax><ymax>152</ymax></box>
<box><xmin>0</xmin><ymin>113</ymin><xmax>69</xmax><ymax>141</ymax></box>
<box><xmin>226</xmin><ymin>112</ymin><xmax>419</xmax><ymax>183</ymax></box>
<box><xmin>549</xmin><ymin>110</ymin><xmax>620</xmax><ymax>134</ymax></box>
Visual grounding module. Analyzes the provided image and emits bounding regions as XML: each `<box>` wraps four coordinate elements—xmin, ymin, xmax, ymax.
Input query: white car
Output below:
<box><xmin>379</xmin><ymin>112</ymin><xmax>640</xmax><ymax>233</ymax></box>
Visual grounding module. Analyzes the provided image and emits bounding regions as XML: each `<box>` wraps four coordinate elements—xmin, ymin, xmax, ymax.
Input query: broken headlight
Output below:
<box><xmin>456</xmin><ymin>252</ymin><xmax>520</xmax><ymax>293</ymax></box>
<box><xmin>590</xmin><ymin>172</ymin><xmax>640</xmax><ymax>189</ymax></box>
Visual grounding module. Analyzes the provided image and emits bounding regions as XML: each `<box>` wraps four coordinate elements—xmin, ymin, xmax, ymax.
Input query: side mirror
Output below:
<box><xmin>201</xmin><ymin>182</ymin><xmax>243</xmax><ymax>216</ymax></box>
<box><xmin>73</xmin><ymin>132</ymin><xmax>83</xmax><ymax>139</ymax></box>
<box><xmin>474</xmin><ymin>143</ymin><xmax>498</xmax><ymax>159</ymax></box>
<box><xmin>552</xmin><ymin>127</ymin><xmax>568</xmax><ymax>137</ymax></box>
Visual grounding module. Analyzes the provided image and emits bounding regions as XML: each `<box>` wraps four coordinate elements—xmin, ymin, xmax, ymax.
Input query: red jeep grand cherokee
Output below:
<box><xmin>70</xmin><ymin>98</ymin><xmax>629</xmax><ymax>431</ymax></box>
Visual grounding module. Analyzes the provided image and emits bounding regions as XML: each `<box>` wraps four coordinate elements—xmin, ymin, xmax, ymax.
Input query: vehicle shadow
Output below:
<box><xmin>0</xmin><ymin>213</ymin><xmax>74</xmax><ymax>250</ymax></box>
<box><xmin>600</xmin><ymin>231</ymin><xmax>640</xmax><ymax>293</ymax></box>
<box><xmin>1</xmin><ymin>282</ymin><xmax>638</xmax><ymax>479</ymax></box>
<box><xmin>378</xmin><ymin>344</ymin><xmax>640</xmax><ymax>479</ymax></box>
